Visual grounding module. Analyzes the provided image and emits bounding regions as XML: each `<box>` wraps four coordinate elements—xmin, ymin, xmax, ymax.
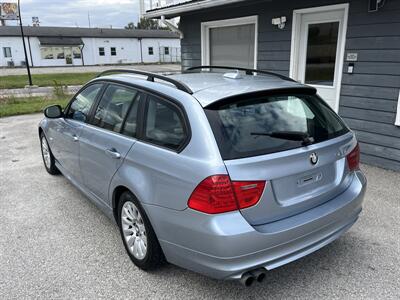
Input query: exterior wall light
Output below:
<box><xmin>369</xmin><ymin>0</ymin><xmax>386</xmax><ymax>12</ymax></box>
<box><xmin>272</xmin><ymin>16</ymin><xmax>287</xmax><ymax>30</ymax></box>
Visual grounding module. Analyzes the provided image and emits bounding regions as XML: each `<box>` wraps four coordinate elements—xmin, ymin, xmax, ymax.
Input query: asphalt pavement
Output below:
<box><xmin>0</xmin><ymin>113</ymin><xmax>399</xmax><ymax>299</ymax></box>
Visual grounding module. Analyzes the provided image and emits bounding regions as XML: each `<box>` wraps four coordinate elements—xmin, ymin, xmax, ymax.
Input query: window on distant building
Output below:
<box><xmin>3</xmin><ymin>47</ymin><xmax>12</xmax><ymax>58</ymax></box>
<box><xmin>148</xmin><ymin>47</ymin><xmax>154</xmax><ymax>55</ymax></box>
<box><xmin>72</xmin><ymin>47</ymin><xmax>82</xmax><ymax>59</ymax></box>
<box><xmin>99</xmin><ymin>47</ymin><xmax>105</xmax><ymax>56</ymax></box>
<box><xmin>40</xmin><ymin>47</ymin><xmax>65</xmax><ymax>59</ymax></box>
<box><xmin>111</xmin><ymin>47</ymin><xmax>117</xmax><ymax>56</ymax></box>
<box><xmin>164</xmin><ymin>47</ymin><xmax>169</xmax><ymax>55</ymax></box>
<box><xmin>54</xmin><ymin>47</ymin><xmax>64</xmax><ymax>59</ymax></box>
<box><xmin>41</xmin><ymin>47</ymin><xmax>54</xmax><ymax>59</ymax></box>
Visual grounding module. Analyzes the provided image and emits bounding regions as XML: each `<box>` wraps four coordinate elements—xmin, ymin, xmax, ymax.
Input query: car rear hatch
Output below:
<box><xmin>204</xmin><ymin>90</ymin><xmax>356</xmax><ymax>225</ymax></box>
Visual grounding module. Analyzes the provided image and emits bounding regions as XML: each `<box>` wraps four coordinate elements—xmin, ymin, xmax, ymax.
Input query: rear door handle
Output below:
<box><xmin>105</xmin><ymin>148</ymin><xmax>121</xmax><ymax>159</ymax></box>
<box><xmin>72</xmin><ymin>135</ymin><xmax>79</xmax><ymax>142</ymax></box>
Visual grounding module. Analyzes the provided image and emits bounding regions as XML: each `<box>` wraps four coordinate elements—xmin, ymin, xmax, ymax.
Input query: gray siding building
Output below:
<box><xmin>146</xmin><ymin>0</ymin><xmax>400</xmax><ymax>171</ymax></box>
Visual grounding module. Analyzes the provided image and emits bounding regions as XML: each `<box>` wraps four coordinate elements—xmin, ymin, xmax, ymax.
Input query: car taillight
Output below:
<box><xmin>188</xmin><ymin>175</ymin><xmax>266</xmax><ymax>214</ymax></box>
<box><xmin>232</xmin><ymin>181</ymin><xmax>266</xmax><ymax>209</ymax></box>
<box><xmin>347</xmin><ymin>143</ymin><xmax>360</xmax><ymax>171</ymax></box>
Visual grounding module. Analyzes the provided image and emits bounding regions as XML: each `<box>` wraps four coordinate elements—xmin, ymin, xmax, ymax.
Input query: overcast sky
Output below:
<box><xmin>10</xmin><ymin>0</ymin><xmax>144</xmax><ymax>28</ymax></box>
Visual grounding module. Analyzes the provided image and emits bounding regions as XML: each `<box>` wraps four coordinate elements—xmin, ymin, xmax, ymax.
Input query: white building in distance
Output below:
<box><xmin>0</xmin><ymin>26</ymin><xmax>181</xmax><ymax>68</ymax></box>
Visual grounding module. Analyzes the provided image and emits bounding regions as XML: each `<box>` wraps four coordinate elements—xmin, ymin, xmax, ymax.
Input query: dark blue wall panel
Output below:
<box><xmin>179</xmin><ymin>0</ymin><xmax>400</xmax><ymax>171</ymax></box>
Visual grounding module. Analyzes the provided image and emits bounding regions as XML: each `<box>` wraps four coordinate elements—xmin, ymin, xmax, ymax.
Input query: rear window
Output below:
<box><xmin>205</xmin><ymin>93</ymin><xmax>349</xmax><ymax>160</ymax></box>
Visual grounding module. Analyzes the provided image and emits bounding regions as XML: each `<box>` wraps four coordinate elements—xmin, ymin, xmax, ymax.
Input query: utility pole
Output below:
<box><xmin>88</xmin><ymin>11</ymin><xmax>91</xmax><ymax>28</ymax></box>
<box><xmin>18</xmin><ymin>0</ymin><xmax>33</xmax><ymax>86</ymax></box>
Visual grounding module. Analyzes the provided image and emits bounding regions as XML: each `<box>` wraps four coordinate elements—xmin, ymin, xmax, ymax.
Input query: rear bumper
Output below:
<box><xmin>144</xmin><ymin>170</ymin><xmax>366</xmax><ymax>280</ymax></box>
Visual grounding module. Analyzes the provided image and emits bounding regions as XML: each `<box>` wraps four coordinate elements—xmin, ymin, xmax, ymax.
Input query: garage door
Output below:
<box><xmin>209</xmin><ymin>24</ymin><xmax>255</xmax><ymax>69</ymax></box>
<box><xmin>202</xmin><ymin>16</ymin><xmax>258</xmax><ymax>69</ymax></box>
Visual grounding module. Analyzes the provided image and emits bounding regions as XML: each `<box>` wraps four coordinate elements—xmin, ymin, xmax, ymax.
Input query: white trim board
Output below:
<box><xmin>201</xmin><ymin>15</ymin><xmax>258</xmax><ymax>69</ymax></box>
<box><xmin>145</xmin><ymin>0</ymin><xmax>250</xmax><ymax>18</ymax></box>
<box><xmin>289</xmin><ymin>3</ymin><xmax>349</xmax><ymax>113</ymax></box>
<box><xmin>395</xmin><ymin>90</ymin><xmax>400</xmax><ymax>126</ymax></box>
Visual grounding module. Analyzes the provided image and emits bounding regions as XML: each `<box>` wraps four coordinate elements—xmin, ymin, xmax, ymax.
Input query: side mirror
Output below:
<box><xmin>44</xmin><ymin>105</ymin><xmax>63</xmax><ymax>119</ymax></box>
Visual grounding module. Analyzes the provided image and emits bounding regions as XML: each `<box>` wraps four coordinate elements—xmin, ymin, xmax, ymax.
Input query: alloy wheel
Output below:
<box><xmin>41</xmin><ymin>137</ymin><xmax>51</xmax><ymax>169</ymax></box>
<box><xmin>121</xmin><ymin>201</ymin><xmax>148</xmax><ymax>260</ymax></box>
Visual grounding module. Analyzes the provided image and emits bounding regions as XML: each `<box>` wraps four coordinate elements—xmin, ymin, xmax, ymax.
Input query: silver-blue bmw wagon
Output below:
<box><xmin>39</xmin><ymin>67</ymin><xmax>366</xmax><ymax>286</ymax></box>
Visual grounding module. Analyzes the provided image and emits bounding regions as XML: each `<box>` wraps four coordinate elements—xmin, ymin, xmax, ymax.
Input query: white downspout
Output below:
<box><xmin>161</xmin><ymin>15</ymin><xmax>184</xmax><ymax>39</ymax></box>
<box><xmin>395</xmin><ymin>90</ymin><xmax>400</xmax><ymax>126</ymax></box>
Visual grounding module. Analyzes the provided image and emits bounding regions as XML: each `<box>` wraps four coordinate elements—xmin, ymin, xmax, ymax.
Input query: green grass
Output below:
<box><xmin>0</xmin><ymin>95</ymin><xmax>70</xmax><ymax>118</ymax></box>
<box><xmin>0</xmin><ymin>72</ymin><xmax>97</xmax><ymax>89</ymax></box>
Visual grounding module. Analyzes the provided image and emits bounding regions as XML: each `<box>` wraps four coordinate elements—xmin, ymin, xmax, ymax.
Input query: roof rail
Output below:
<box><xmin>186</xmin><ymin>66</ymin><xmax>296</xmax><ymax>82</ymax></box>
<box><xmin>97</xmin><ymin>69</ymin><xmax>193</xmax><ymax>94</ymax></box>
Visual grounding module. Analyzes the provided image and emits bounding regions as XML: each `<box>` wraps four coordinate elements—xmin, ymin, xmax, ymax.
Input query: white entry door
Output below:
<box><xmin>291</xmin><ymin>5</ymin><xmax>348</xmax><ymax>111</ymax></box>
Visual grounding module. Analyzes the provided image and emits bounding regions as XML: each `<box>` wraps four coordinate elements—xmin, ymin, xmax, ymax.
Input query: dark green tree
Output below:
<box><xmin>125</xmin><ymin>18</ymin><xmax>169</xmax><ymax>30</ymax></box>
<box><xmin>136</xmin><ymin>17</ymin><xmax>160</xmax><ymax>30</ymax></box>
<box><xmin>124</xmin><ymin>22</ymin><xmax>135</xmax><ymax>30</ymax></box>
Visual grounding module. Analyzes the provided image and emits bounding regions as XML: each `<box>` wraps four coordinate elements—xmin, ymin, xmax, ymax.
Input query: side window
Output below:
<box><xmin>110</xmin><ymin>47</ymin><xmax>117</xmax><ymax>56</ymax></box>
<box><xmin>3</xmin><ymin>47</ymin><xmax>12</xmax><ymax>58</ymax></box>
<box><xmin>99</xmin><ymin>47</ymin><xmax>105</xmax><ymax>56</ymax></box>
<box><xmin>121</xmin><ymin>93</ymin><xmax>144</xmax><ymax>138</ymax></box>
<box><xmin>65</xmin><ymin>84</ymin><xmax>103</xmax><ymax>122</ymax></box>
<box><xmin>148</xmin><ymin>47</ymin><xmax>154</xmax><ymax>55</ymax></box>
<box><xmin>92</xmin><ymin>85</ymin><xmax>138</xmax><ymax>133</ymax></box>
<box><xmin>144</xmin><ymin>96</ymin><xmax>186</xmax><ymax>151</ymax></box>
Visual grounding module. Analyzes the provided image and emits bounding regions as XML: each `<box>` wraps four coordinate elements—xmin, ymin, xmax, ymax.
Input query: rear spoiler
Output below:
<box><xmin>204</xmin><ymin>87</ymin><xmax>317</xmax><ymax>109</ymax></box>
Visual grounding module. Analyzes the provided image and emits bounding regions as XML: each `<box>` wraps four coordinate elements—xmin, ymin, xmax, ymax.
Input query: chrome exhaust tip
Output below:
<box><xmin>251</xmin><ymin>268</ymin><xmax>267</xmax><ymax>283</ymax></box>
<box><xmin>240</xmin><ymin>272</ymin><xmax>255</xmax><ymax>287</ymax></box>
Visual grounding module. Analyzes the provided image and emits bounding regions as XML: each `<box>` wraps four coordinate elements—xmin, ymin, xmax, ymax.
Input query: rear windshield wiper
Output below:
<box><xmin>251</xmin><ymin>131</ymin><xmax>315</xmax><ymax>146</ymax></box>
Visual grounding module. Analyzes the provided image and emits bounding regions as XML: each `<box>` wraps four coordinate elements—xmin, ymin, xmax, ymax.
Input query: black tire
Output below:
<box><xmin>118</xmin><ymin>191</ymin><xmax>165</xmax><ymax>270</ymax></box>
<box><xmin>40</xmin><ymin>132</ymin><xmax>60</xmax><ymax>175</ymax></box>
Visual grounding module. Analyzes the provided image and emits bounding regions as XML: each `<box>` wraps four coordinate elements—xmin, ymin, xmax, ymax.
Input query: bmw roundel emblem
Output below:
<box><xmin>310</xmin><ymin>153</ymin><xmax>319</xmax><ymax>165</ymax></box>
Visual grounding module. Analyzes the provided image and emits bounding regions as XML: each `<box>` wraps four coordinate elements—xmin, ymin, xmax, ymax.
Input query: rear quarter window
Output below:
<box><xmin>205</xmin><ymin>93</ymin><xmax>349</xmax><ymax>160</ymax></box>
<box><xmin>143</xmin><ymin>95</ymin><xmax>188</xmax><ymax>151</ymax></box>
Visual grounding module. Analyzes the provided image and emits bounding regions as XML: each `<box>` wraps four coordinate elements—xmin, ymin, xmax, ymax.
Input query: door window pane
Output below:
<box><xmin>210</xmin><ymin>24</ymin><xmax>255</xmax><ymax>69</ymax></box>
<box><xmin>66</xmin><ymin>84</ymin><xmax>103</xmax><ymax>122</ymax></box>
<box><xmin>92</xmin><ymin>85</ymin><xmax>138</xmax><ymax>133</ymax></box>
<box><xmin>305</xmin><ymin>22</ymin><xmax>339</xmax><ymax>86</ymax></box>
<box><xmin>144</xmin><ymin>96</ymin><xmax>186</xmax><ymax>150</ymax></box>
<box><xmin>64</xmin><ymin>47</ymin><xmax>72</xmax><ymax>64</ymax></box>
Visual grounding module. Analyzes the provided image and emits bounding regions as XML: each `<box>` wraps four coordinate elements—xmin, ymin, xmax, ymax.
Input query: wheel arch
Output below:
<box><xmin>112</xmin><ymin>185</ymin><xmax>134</xmax><ymax>222</ymax></box>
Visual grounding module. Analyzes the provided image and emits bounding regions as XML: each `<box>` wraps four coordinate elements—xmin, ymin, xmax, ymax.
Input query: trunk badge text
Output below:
<box><xmin>297</xmin><ymin>172</ymin><xmax>323</xmax><ymax>187</ymax></box>
<box><xmin>310</xmin><ymin>153</ymin><xmax>319</xmax><ymax>165</ymax></box>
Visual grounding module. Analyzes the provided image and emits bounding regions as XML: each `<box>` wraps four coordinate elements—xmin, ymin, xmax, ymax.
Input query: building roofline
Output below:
<box><xmin>0</xmin><ymin>26</ymin><xmax>179</xmax><ymax>39</ymax></box>
<box><xmin>144</xmin><ymin>0</ymin><xmax>247</xmax><ymax>18</ymax></box>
